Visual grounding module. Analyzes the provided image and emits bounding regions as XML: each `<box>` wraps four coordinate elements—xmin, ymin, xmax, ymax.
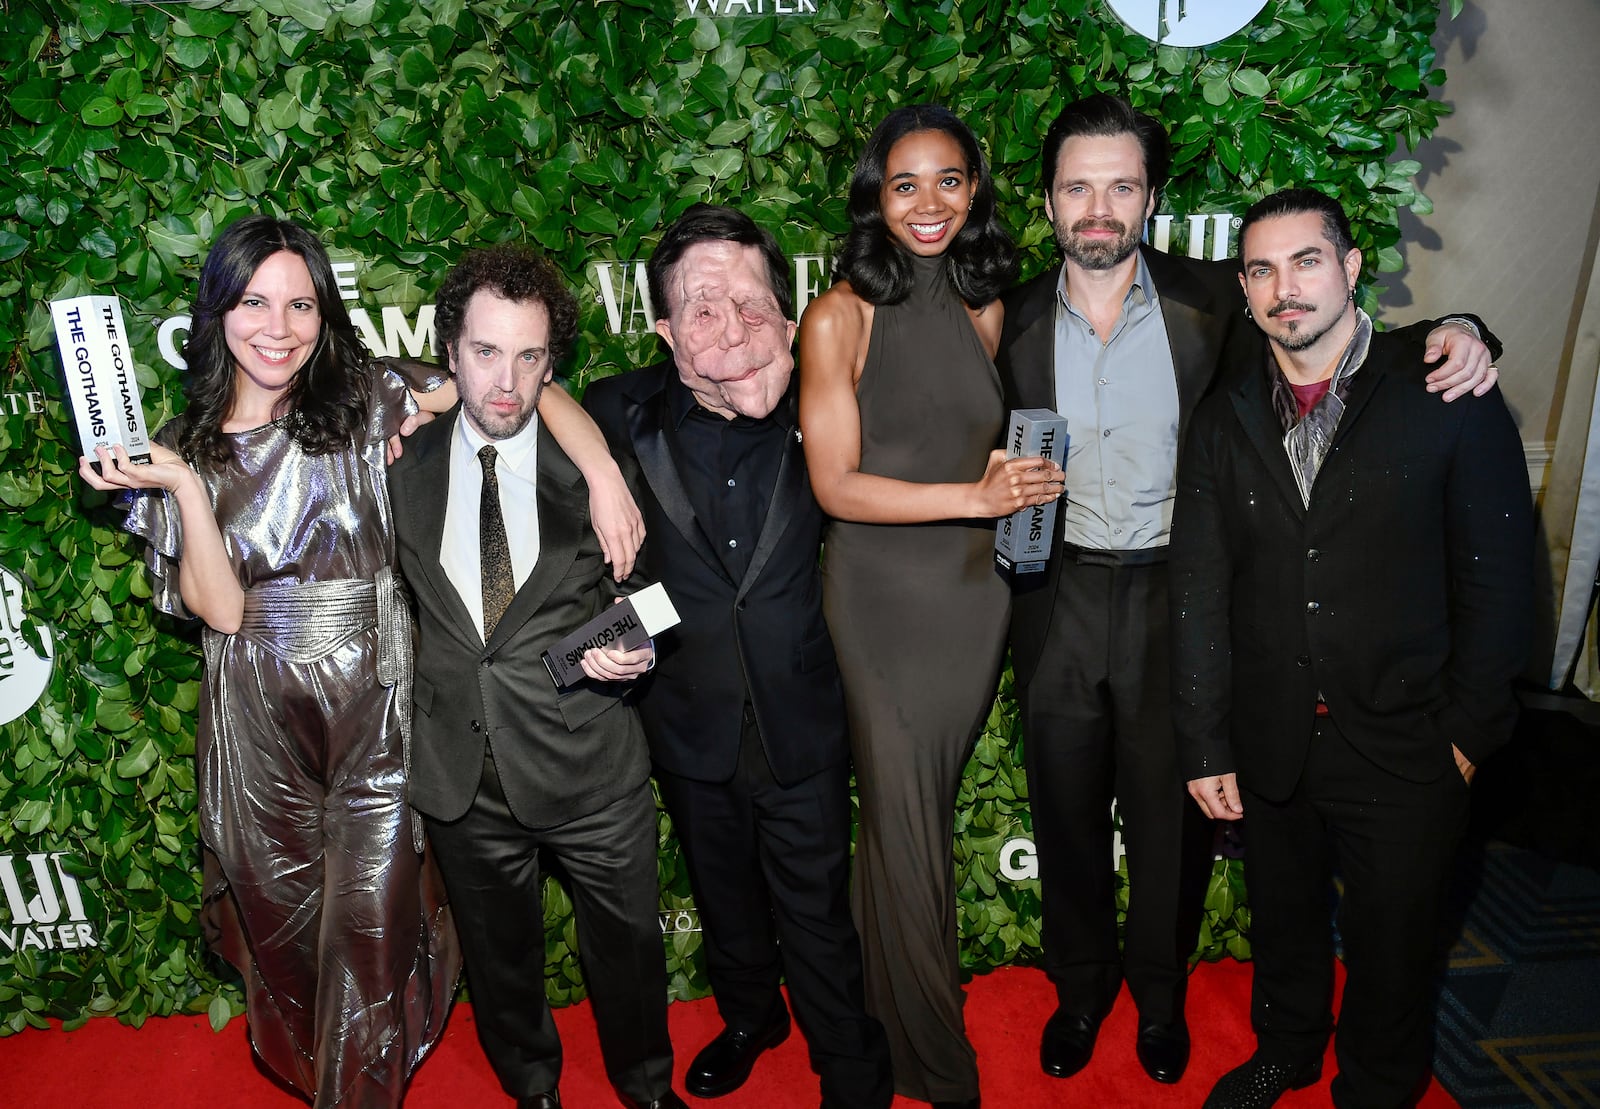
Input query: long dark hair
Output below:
<box><xmin>833</xmin><ymin>104</ymin><xmax>1017</xmax><ymax>308</ymax></box>
<box><xmin>179</xmin><ymin>215</ymin><xmax>370</xmax><ymax>466</ymax></box>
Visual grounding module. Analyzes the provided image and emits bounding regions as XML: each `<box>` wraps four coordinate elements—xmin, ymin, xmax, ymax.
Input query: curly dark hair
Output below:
<box><xmin>178</xmin><ymin>215</ymin><xmax>370</xmax><ymax>467</ymax></box>
<box><xmin>833</xmin><ymin>104</ymin><xmax>1017</xmax><ymax>308</ymax></box>
<box><xmin>434</xmin><ymin>245</ymin><xmax>579</xmax><ymax>370</ymax></box>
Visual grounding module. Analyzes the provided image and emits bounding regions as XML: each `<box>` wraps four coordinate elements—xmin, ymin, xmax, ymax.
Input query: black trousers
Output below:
<box><xmin>1017</xmin><ymin>558</ymin><xmax>1212</xmax><ymax>1024</ymax></box>
<box><xmin>655</xmin><ymin>709</ymin><xmax>893</xmax><ymax>1109</ymax></box>
<box><xmin>1242</xmin><ymin>715</ymin><xmax>1469</xmax><ymax>1109</ymax></box>
<box><xmin>424</xmin><ymin>755</ymin><xmax>673</xmax><ymax>1104</ymax></box>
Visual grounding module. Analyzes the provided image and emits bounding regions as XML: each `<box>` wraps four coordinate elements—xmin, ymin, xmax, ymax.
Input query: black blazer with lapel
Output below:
<box><xmin>994</xmin><ymin>246</ymin><xmax>1251</xmax><ymax>685</ymax></box>
<box><xmin>1170</xmin><ymin>330</ymin><xmax>1532</xmax><ymax>801</ymax></box>
<box><xmin>389</xmin><ymin>406</ymin><xmax>650</xmax><ymax>826</ymax></box>
<box><xmin>584</xmin><ymin>363</ymin><xmax>848</xmax><ymax>787</ymax></box>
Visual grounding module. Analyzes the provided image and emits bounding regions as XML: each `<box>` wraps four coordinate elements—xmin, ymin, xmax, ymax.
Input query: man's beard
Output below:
<box><xmin>1267</xmin><ymin>299</ymin><xmax>1338</xmax><ymax>352</ymax></box>
<box><xmin>1056</xmin><ymin>217</ymin><xmax>1141</xmax><ymax>271</ymax></box>
<box><xmin>463</xmin><ymin>388</ymin><xmax>537</xmax><ymax>440</ymax></box>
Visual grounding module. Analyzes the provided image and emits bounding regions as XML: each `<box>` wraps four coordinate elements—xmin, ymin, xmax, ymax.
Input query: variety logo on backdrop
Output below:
<box><xmin>1104</xmin><ymin>0</ymin><xmax>1270</xmax><ymax>47</ymax></box>
<box><xmin>0</xmin><ymin>566</ymin><xmax>53</xmax><ymax>728</ymax></box>
<box><xmin>0</xmin><ymin>852</ymin><xmax>98</xmax><ymax>956</ymax></box>
<box><xmin>588</xmin><ymin>253</ymin><xmax>832</xmax><ymax>335</ymax></box>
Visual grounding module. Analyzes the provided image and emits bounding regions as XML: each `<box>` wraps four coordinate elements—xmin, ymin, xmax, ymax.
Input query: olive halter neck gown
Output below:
<box><xmin>821</xmin><ymin>252</ymin><xmax>1011</xmax><ymax>1103</ymax></box>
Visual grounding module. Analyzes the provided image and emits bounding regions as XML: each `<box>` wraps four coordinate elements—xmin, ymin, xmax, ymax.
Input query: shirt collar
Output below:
<box><xmin>457</xmin><ymin>403</ymin><xmax>541</xmax><ymax>472</ymax></box>
<box><xmin>1055</xmin><ymin>250</ymin><xmax>1155</xmax><ymax>313</ymax></box>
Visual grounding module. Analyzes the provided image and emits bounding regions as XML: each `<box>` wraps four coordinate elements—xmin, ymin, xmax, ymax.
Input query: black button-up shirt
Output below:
<box><xmin>666</xmin><ymin>374</ymin><xmax>791</xmax><ymax>582</ymax></box>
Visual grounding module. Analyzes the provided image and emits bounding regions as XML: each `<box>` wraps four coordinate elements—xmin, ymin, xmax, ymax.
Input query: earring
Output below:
<box><xmin>1244</xmin><ymin>304</ymin><xmax>1253</xmax><ymax>320</ymax></box>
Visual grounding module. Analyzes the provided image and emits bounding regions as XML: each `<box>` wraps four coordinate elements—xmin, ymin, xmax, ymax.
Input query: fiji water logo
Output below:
<box><xmin>0</xmin><ymin>852</ymin><xmax>98</xmax><ymax>954</ymax></box>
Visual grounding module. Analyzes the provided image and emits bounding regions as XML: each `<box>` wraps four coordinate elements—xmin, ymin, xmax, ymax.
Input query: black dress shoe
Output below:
<box><xmin>1040</xmin><ymin>1006</ymin><xmax>1102</xmax><ymax>1078</ymax></box>
<box><xmin>619</xmin><ymin>1094</ymin><xmax>688</xmax><ymax>1109</ymax></box>
<box><xmin>515</xmin><ymin>1093</ymin><xmax>559</xmax><ymax>1109</ymax></box>
<box><xmin>685</xmin><ymin>1019</ymin><xmax>791</xmax><ymax>1097</ymax></box>
<box><xmin>1202</xmin><ymin>1054</ymin><xmax>1322</xmax><ymax>1108</ymax></box>
<box><xmin>1135</xmin><ymin>1018</ymin><xmax>1191</xmax><ymax>1083</ymax></box>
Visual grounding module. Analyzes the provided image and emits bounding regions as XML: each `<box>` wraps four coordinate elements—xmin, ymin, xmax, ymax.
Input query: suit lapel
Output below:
<box><xmin>739</xmin><ymin>419</ymin><xmax>805</xmax><ymax>597</ymax></box>
<box><xmin>484</xmin><ymin>421</ymin><xmax>586</xmax><ymax>650</ymax></box>
<box><xmin>1007</xmin><ymin>271</ymin><xmax>1061</xmax><ymax>409</ymax></box>
<box><xmin>1228</xmin><ymin>362</ymin><xmax>1307</xmax><ymax>517</ymax></box>
<box><xmin>1145</xmin><ymin>246</ymin><xmax>1229</xmax><ymax>433</ymax></box>
<box><xmin>408</xmin><ymin>409</ymin><xmax>481</xmax><ymax>641</ymax></box>
<box><xmin>630</xmin><ymin>382</ymin><xmax>736</xmax><ymax>585</ymax></box>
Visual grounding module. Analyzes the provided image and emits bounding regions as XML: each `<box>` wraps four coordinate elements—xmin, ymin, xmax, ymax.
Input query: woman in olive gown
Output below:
<box><xmin>80</xmin><ymin>215</ymin><xmax>641</xmax><ymax>1107</ymax></box>
<box><xmin>798</xmin><ymin>107</ymin><xmax>1062</xmax><ymax>1109</ymax></box>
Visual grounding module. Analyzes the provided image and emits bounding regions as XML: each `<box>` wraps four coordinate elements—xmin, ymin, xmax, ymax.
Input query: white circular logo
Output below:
<box><xmin>1104</xmin><ymin>0</ymin><xmax>1269</xmax><ymax>47</ymax></box>
<box><xmin>0</xmin><ymin>565</ymin><xmax>54</xmax><ymax>727</ymax></box>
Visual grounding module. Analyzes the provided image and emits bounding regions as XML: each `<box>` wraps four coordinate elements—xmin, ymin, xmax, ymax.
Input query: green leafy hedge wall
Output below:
<box><xmin>0</xmin><ymin>0</ymin><xmax>1455</xmax><ymax>1032</ymax></box>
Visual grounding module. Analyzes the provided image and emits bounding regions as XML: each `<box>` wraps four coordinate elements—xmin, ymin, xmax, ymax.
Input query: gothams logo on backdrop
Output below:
<box><xmin>0</xmin><ymin>566</ymin><xmax>54</xmax><ymax>728</ymax></box>
<box><xmin>0</xmin><ymin>852</ymin><xmax>97</xmax><ymax>955</ymax></box>
<box><xmin>1104</xmin><ymin>0</ymin><xmax>1270</xmax><ymax>47</ymax></box>
<box><xmin>152</xmin><ymin>258</ymin><xmax>437</xmax><ymax>371</ymax></box>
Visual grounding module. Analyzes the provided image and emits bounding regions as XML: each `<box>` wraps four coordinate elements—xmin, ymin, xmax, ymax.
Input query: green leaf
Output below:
<box><xmin>1230</xmin><ymin>68</ymin><xmax>1271</xmax><ymax>98</ymax></box>
<box><xmin>8</xmin><ymin>79</ymin><xmax>58</xmax><ymax>124</ymax></box>
<box><xmin>80</xmin><ymin>96</ymin><xmax>125</xmax><ymax>127</ymax></box>
<box><xmin>280</xmin><ymin>0</ymin><xmax>331</xmax><ymax>32</ymax></box>
<box><xmin>1202</xmin><ymin>78</ymin><xmax>1232</xmax><ymax>106</ymax></box>
<box><xmin>1278</xmin><ymin>66</ymin><xmax>1324</xmax><ymax>106</ymax></box>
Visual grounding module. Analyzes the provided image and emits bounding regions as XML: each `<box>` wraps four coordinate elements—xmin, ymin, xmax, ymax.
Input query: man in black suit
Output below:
<box><xmin>585</xmin><ymin>205</ymin><xmax>892</xmax><ymax>1108</ymax></box>
<box><xmin>994</xmin><ymin>94</ymin><xmax>1497</xmax><ymax>1088</ymax></box>
<box><xmin>389</xmin><ymin>245</ymin><xmax>685</xmax><ymax>1109</ymax></box>
<box><xmin>1174</xmin><ymin>189</ymin><xmax>1531</xmax><ymax>1109</ymax></box>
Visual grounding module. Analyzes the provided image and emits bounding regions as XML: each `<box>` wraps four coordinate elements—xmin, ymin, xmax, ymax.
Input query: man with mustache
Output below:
<box><xmin>1174</xmin><ymin>188</ymin><xmax>1529</xmax><ymax>1108</ymax></box>
<box><xmin>584</xmin><ymin>205</ymin><xmax>893</xmax><ymax>1108</ymax></box>
<box><xmin>993</xmin><ymin>94</ymin><xmax>1498</xmax><ymax>1089</ymax></box>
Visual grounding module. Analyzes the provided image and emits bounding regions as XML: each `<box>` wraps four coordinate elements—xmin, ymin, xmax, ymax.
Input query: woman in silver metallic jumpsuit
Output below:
<box><xmin>80</xmin><ymin>215</ymin><xmax>641</xmax><ymax>1107</ymax></box>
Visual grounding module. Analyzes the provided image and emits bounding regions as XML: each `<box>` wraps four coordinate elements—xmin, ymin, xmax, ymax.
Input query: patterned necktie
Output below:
<box><xmin>478</xmin><ymin>445</ymin><xmax>514</xmax><ymax>638</ymax></box>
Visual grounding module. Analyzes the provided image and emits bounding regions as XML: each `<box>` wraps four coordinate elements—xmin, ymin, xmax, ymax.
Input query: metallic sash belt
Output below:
<box><xmin>225</xmin><ymin>568</ymin><xmax>424</xmax><ymax>851</ymax></box>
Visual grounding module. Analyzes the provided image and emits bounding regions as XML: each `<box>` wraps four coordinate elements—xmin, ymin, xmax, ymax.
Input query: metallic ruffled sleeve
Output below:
<box><xmin>120</xmin><ymin>421</ymin><xmax>192</xmax><ymax>619</ymax></box>
<box><xmin>372</xmin><ymin>358</ymin><xmax>449</xmax><ymax>441</ymax></box>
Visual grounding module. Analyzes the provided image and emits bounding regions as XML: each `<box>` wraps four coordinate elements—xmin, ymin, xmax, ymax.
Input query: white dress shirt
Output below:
<box><xmin>441</xmin><ymin>411</ymin><xmax>541</xmax><ymax>643</ymax></box>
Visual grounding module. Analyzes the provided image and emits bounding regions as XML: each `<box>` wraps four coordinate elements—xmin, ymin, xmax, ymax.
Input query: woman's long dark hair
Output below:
<box><xmin>833</xmin><ymin>104</ymin><xmax>1018</xmax><ymax>308</ymax></box>
<box><xmin>179</xmin><ymin>215</ymin><xmax>370</xmax><ymax>466</ymax></box>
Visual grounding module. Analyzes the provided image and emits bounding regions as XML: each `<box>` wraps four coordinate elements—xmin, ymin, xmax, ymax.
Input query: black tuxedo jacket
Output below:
<box><xmin>1171</xmin><ymin>329</ymin><xmax>1532</xmax><ymax>801</ymax></box>
<box><xmin>584</xmin><ymin>364</ymin><xmax>848</xmax><ymax>787</ymax></box>
<box><xmin>995</xmin><ymin>246</ymin><xmax>1252</xmax><ymax>685</ymax></box>
<box><xmin>389</xmin><ymin>407</ymin><xmax>650</xmax><ymax>826</ymax></box>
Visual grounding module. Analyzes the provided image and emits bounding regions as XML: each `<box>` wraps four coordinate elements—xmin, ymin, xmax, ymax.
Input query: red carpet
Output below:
<box><xmin>0</xmin><ymin>961</ymin><xmax>1455</xmax><ymax>1106</ymax></box>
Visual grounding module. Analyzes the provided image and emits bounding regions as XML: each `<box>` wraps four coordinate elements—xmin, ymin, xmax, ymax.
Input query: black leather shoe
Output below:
<box><xmin>516</xmin><ymin>1094</ymin><xmax>559</xmax><ymax>1109</ymax></box>
<box><xmin>619</xmin><ymin>1094</ymin><xmax>688</xmax><ymax>1109</ymax></box>
<box><xmin>1135</xmin><ymin>1018</ymin><xmax>1191</xmax><ymax>1083</ymax></box>
<box><xmin>1040</xmin><ymin>1006</ymin><xmax>1102</xmax><ymax>1078</ymax></box>
<box><xmin>1202</xmin><ymin>1054</ymin><xmax>1322</xmax><ymax>1108</ymax></box>
<box><xmin>931</xmin><ymin>1099</ymin><xmax>980</xmax><ymax>1109</ymax></box>
<box><xmin>685</xmin><ymin>1019</ymin><xmax>791</xmax><ymax>1097</ymax></box>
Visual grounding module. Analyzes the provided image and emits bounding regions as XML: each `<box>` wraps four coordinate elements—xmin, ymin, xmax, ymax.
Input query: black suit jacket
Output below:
<box><xmin>1170</xmin><ymin>330</ymin><xmax>1532</xmax><ymax>801</ymax></box>
<box><xmin>995</xmin><ymin>246</ymin><xmax>1252</xmax><ymax>685</ymax></box>
<box><xmin>389</xmin><ymin>407</ymin><xmax>650</xmax><ymax>826</ymax></box>
<box><xmin>584</xmin><ymin>364</ymin><xmax>848</xmax><ymax>787</ymax></box>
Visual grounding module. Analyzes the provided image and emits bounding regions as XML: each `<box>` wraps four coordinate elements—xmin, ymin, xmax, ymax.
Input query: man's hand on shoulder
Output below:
<box><xmin>1423</xmin><ymin>320</ymin><xmax>1498</xmax><ymax>402</ymax></box>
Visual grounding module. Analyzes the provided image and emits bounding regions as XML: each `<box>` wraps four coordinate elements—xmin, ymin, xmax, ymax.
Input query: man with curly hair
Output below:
<box><xmin>390</xmin><ymin>244</ymin><xmax>685</xmax><ymax>1109</ymax></box>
